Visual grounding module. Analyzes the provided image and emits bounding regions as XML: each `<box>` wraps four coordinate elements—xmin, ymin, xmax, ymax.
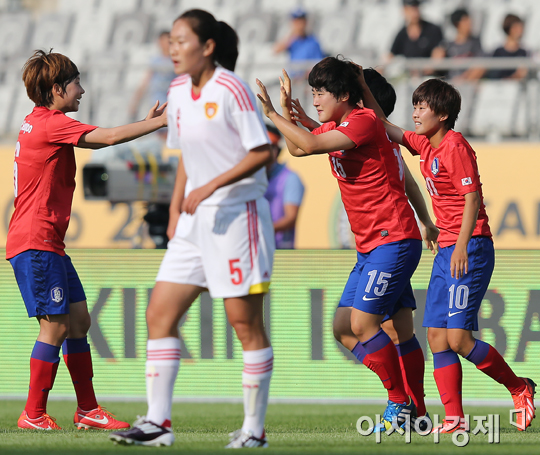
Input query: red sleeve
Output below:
<box><xmin>402</xmin><ymin>130</ymin><xmax>428</xmax><ymax>156</ymax></box>
<box><xmin>46</xmin><ymin>111</ymin><xmax>97</xmax><ymax>145</ymax></box>
<box><xmin>444</xmin><ymin>143</ymin><xmax>481</xmax><ymax>195</ymax></box>
<box><xmin>335</xmin><ymin>111</ymin><xmax>375</xmax><ymax>146</ymax></box>
<box><xmin>312</xmin><ymin>123</ymin><xmax>330</xmax><ymax>136</ymax></box>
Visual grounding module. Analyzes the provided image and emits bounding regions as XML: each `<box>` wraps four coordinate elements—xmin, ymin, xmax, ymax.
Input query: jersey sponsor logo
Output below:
<box><xmin>20</xmin><ymin>121</ymin><xmax>33</xmax><ymax>134</ymax></box>
<box><xmin>339</xmin><ymin>121</ymin><xmax>349</xmax><ymax>127</ymax></box>
<box><xmin>51</xmin><ymin>287</ymin><xmax>64</xmax><ymax>303</ymax></box>
<box><xmin>263</xmin><ymin>271</ymin><xmax>270</xmax><ymax>279</ymax></box>
<box><xmin>448</xmin><ymin>310</ymin><xmax>463</xmax><ymax>317</ymax></box>
<box><xmin>431</xmin><ymin>157</ymin><xmax>439</xmax><ymax>176</ymax></box>
<box><xmin>205</xmin><ymin>102</ymin><xmax>218</xmax><ymax>119</ymax></box>
<box><xmin>381</xmin><ymin>230</ymin><xmax>389</xmax><ymax>237</ymax></box>
<box><xmin>461</xmin><ymin>177</ymin><xmax>472</xmax><ymax>186</ymax></box>
<box><xmin>362</xmin><ymin>295</ymin><xmax>379</xmax><ymax>301</ymax></box>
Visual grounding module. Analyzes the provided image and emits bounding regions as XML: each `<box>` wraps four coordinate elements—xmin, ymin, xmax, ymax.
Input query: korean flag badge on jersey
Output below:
<box><xmin>431</xmin><ymin>157</ymin><xmax>439</xmax><ymax>176</ymax></box>
<box><xmin>461</xmin><ymin>177</ymin><xmax>472</xmax><ymax>186</ymax></box>
<box><xmin>339</xmin><ymin>121</ymin><xmax>349</xmax><ymax>127</ymax></box>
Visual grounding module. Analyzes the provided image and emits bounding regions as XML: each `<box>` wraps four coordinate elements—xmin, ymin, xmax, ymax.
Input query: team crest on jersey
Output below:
<box><xmin>205</xmin><ymin>102</ymin><xmax>218</xmax><ymax>119</ymax></box>
<box><xmin>51</xmin><ymin>287</ymin><xmax>64</xmax><ymax>303</ymax></box>
<box><xmin>431</xmin><ymin>157</ymin><xmax>440</xmax><ymax>176</ymax></box>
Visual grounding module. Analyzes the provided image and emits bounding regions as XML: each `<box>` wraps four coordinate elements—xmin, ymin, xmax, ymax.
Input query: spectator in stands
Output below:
<box><xmin>264</xmin><ymin>124</ymin><xmax>305</xmax><ymax>249</ymax></box>
<box><xmin>273</xmin><ymin>8</ymin><xmax>324</xmax><ymax>78</ymax></box>
<box><xmin>432</xmin><ymin>8</ymin><xmax>485</xmax><ymax>81</ymax></box>
<box><xmin>388</xmin><ymin>0</ymin><xmax>443</xmax><ymax>74</ymax></box>
<box><xmin>130</xmin><ymin>31</ymin><xmax>176</xmax><ymax>122</ymax></box>
<box><xmin>490</xmin><ymin>14</ymin><xmax>528</xmax><ymax>80</ymax></box>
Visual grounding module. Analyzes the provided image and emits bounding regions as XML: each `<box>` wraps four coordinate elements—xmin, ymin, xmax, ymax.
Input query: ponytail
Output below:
<box><xmin>214</xmin><ymin>21</ymin><xmax>238</xmax><ymax>71</ymax></box>
<box><xmin>177</xmin><ymin>9</ymin><xmax>239</xmax><ymax>71</ymax></box>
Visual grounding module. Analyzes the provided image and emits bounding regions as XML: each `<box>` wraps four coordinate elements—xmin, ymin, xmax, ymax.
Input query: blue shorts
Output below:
<box><xmin>9</xmin><ymin>250</ymin><xmax>86</xmax><ymax>318</ymax></box>
<box><xmin>338</xmin><ymin>239</ymin><xmax>422</xmax><ymax>318</ymax></box>
<box><xmin>422</xmin><ymin>237</ymin><xmax>494</xmax><ymax>331</ymax></box>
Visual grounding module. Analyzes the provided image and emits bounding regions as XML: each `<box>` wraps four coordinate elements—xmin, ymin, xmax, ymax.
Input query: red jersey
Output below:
<box><xmin>6</xmin><ymin>107</ymin><xmax>97</xmax><ymax>259</ymax></box>
<box><xmin>313</xmin><ymin>107</ymin><xmax>421</xmax><ymax>253</ymax></box>
<box><xmin>402</xmin><ymin>130</ymin><xmax>492</xmax><ymax>248</ymax></box>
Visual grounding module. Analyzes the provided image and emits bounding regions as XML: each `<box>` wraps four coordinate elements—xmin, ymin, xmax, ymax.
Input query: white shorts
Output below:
<box><xmin>156</xmin><ymin>197</ymin><xmax>275</xmax><ymax>298</ymax></box>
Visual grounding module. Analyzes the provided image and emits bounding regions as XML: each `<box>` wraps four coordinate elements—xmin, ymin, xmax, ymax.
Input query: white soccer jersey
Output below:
<box><xmin>167</xmin><ymin>67</ymin><xmax>270</xmax><ymax>206</ymax></box>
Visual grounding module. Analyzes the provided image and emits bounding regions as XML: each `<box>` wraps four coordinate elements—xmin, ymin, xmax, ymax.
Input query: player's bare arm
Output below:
<box><xmin>404</xmin><ymin>163</ymin><xmax>439</xmax><ymax>253</ymax></box>
<box><xmin>182</xmin><ymin>144</ymin><xmax>272</xmax><ymax>215</ymax></box>
<box><xmin>451</xmin><ymin>191</ymin><xmax>481</xmax><ymax>279</ymax></box>
<box><xmin>77</xmin><ymin>102</ymin><xmax>167</xmax><ymax>149</ymax></box>
<box><xmin>354</xmin><ymin>65</ymin><xmax>405</xmax><ymax>145</ymax></box>
<box><xmin>256</xmin><ymin>79</ymin><xmax>355</xmax><ymax>156</ymax></box>
<box><xmin>167</xmin><ymin>155</ymin><xmax>187</xmax><ymax>240</ymax></box>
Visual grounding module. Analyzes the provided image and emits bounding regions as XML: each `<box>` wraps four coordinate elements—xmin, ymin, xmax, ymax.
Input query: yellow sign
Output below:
<box><xmin>0</xmin><ymin>143</ymin><xmax>539</xmax><ymax>249</ymax></box>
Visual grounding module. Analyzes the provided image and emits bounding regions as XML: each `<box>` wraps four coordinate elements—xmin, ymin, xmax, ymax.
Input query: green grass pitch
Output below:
<box><xmin>1</xmin><ymin>401</ymin><xmax>539</xmax><ymax>454</ymax></box>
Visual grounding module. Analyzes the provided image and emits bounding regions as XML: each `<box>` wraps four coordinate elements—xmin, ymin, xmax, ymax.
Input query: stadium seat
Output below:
<box><xmin>139</xmin><ymin>0</ymin><xmax>180</xmax><ymax>11</ymax></box>
<box><xmin>356</xmin><ymin>4</ymin><xmax>404</xmax><ymax>60</ymax></box>
<box><xmin>58</xmin><ymin>0</ymin><xmax>138</xmax><ymax>14</ymax></box>
<box><xmin>316</xmin><ymin>12</ymin><xmax>358</xmax><ymax>56</ymax></box>
<box><xmin>469</xmin><ymin>80</ymin><xmax>523</xmax><ymax>138</ymax></box>
<box><xmin>30</xmin><ymin>13</ymin><xmax>73</xmax><ymax>50</ymax></box>
<box><xmin>8</xmin><ymin>87</ymin><xmax>35</xmax><ymax>135</ymax></box>
<box><xmin>452</xmin><ymin>82</ymin><xmax>478</xmax><ymax>136</ymax></box>
<box><xmin>0</xmin><ymin>12</ymin><xmax>31</xmax><ymax>59</ymax></box>
<box><xmin>235</xmin><ymin>13</ymin><xmax>275</xmax><ymax>46</ymax></box>
<box><xmin>109</xmin><ymin>12</ymin><xmax>152</xmax><ymax>51</ymax></box>
<box><xmin>0</xmin><ymin>84</ymin><xmax>15</xmax><ymax>136</ymax></box>
<box><xmin>93</xmin><ymin>89</ymin><xmax>132</xmax><ymax>128</ymax></box>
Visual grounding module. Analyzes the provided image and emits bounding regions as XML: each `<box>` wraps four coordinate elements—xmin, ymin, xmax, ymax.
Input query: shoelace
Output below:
<box><xmin>95</xmin><ymin>406</ymin><xmax>118</xmax><ymax>419</ymax></box>
<box><xmin>42</xmin><ymin>414</ymin><xmax>59</xmax><ymax>427</ymax></box>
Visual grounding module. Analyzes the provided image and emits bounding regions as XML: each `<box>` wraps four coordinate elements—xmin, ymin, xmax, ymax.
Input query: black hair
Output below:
<box><xmin>308</xmin><ymin>56</ymin><xmax>362</xmax><ymax>106</ymax></box>
<box><xmin>450</xmin><ymin>8</ymin><xmax>469</xmax><ymax>28</ymax></box>
<box><xmin>412</xmin><ymin>78</ymin><xmax>461</xmax><ymax>130</ymax></box>
<box><xmin>363</xmin><ymin>68</ymin><xmax>396</xmax><ymax>117</ymax></box>
<box><xmin>177</xmin><ymin>9</ymin><xmax>239</xmax><ymax>71</ymax></box>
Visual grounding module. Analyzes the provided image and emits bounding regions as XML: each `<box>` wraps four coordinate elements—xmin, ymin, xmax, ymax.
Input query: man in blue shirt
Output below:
<box><xmin>273</xmin><ymin>8</ymin><xmax>324</xmax><ymax>76</ymax></box>
<box><xmin>264</xmin><ymin>124</ymin><xmax>305</xmax><ymax>249</ymax></box>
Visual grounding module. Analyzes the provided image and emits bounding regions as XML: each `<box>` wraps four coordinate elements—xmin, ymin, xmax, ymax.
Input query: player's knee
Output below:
<box><xmin>350</xmin><ymin>319</ymin><xmax>366</xmax><ymax>339</ymax></box>
<box><xmin>78</xmin><ymin>311</ymin><xmax>91</xmax><ymax>334</ymax></box>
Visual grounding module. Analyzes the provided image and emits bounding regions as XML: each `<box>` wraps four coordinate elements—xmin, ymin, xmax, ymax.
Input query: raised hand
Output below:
<box><xmin>255</xmin><ymin>79</ymin><xmax>276</xmax><ymax>118</ymax></box>
<box><xmin>279</xmin><ymin>68</ymin><xmax>292</xmax><ymax>109</ymax></box>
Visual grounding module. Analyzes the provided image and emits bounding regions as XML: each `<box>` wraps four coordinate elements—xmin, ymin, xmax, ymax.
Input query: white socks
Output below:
<box><xmin>145</xmin><ymin>337</ymin><xmax>181</xmax><ymax>427</ymax></box>
<box><xmin>241</xmin><ymin>346</ymin><xmax>273</xmax><ymax>438</ymax></box>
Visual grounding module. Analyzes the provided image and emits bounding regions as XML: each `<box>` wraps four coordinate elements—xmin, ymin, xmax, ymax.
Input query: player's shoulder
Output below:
<box><xmin>443</xmin><ymin>130</ymin><xmax>475</xmax><ymax>154</ymax></box>
<box><xmin>342</xmin><ymin>107</ymin><xmax>377</xmax><ymax>126</ymax></box>
<box><xmin>214</xmin><ymin>68</ymin><xmax>251</xmax><ymax>93</ymax></box>
<box><xmin>168</xmin><ymin>74</ymin><xmax>190</xmax><ymax>92</ymax></box>
<box><xmin>214</xmin><ymin>68</ymin><xmax>255</xmax><ymax>111</ymax></box>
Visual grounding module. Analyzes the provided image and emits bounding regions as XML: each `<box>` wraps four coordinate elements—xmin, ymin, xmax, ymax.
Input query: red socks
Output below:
<box><xmin>433</xmin><ymin>349</ymin><xmax>464</xmax><ymax>418</ymax></box>
<box><xmin>26</xmin><ymin>342</ymin><xmax>60</xmax><ymax>418</ymax></box>
<box><xmin>465</xmin><ymin>339</ymin><xmax>524</xmax><ymax>395</ymax></box>
<box><xmin>62</xmin><ymin>337</ymin><xmax>98</xmax><ymax>411</ymax></box>
<box><xmin>362</xmin><ymin>330</ymin><xmax>409</xmax><ymax>404</ymax></box>
<box><xmin>396</xmin><ymin>336</ymin><xmax>426</xmax><ymax>416</ymax></box>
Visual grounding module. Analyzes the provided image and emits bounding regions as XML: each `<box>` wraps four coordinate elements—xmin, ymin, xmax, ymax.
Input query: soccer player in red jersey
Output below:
<box><xmin>257</xmin><ymin>57</ymin><xmax>431</xmax><ymax>431</ymax></box>
<box><xmin>280</xmin><ymin>67</ymin><xmax>437</xmax><ymax>428</ymax></box>
<box><xmin>7</xmin><ymin>50</ymin><xmax>167</xmax><ymax>430</ymax></box>
<box><xmin>359</xmin><ymin>74</ymin><xmax>536</xmax><ymax>433</ymax></box>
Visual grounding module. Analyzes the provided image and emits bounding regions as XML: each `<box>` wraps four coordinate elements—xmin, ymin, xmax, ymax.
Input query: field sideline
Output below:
<box><xmin>1</xmin><ymin>401</ymin><xmax>539</xmax><ymax>454</ymax></box>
